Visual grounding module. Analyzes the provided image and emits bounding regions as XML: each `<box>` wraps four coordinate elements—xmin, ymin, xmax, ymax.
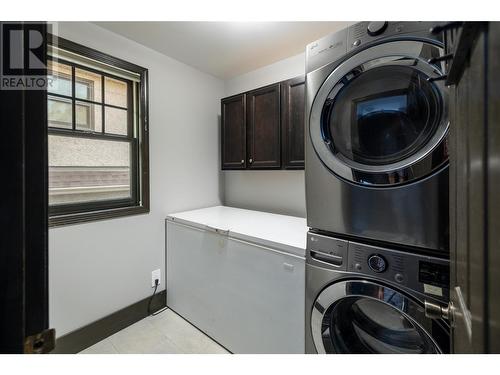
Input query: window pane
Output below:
<box><xmin>48</xmin><ymin>135</ymin><xmax>131</xmax><ymax>205</ymax></box>
<box><xmin>105</xmin><ymin>106</ymin><xmax>128</xmax><ymax>135</ymax></box>
<box><xmin>48</xmin><ymin>60</ymin><xmax>72</xmax><ymax>96</ymax></box>
<box><xmin>48</xmin><ymin>96</ymin><xmax>72</xmax><ymax>129</ymax></box>
<box><xmin>76</xmin><ymin>101</ymin><xmax>102</xmax><ymax>132</ymax></box>
<box><xmin>75</xmin><ymin>68</ymin><xmax>102</xmax><ymax>102</ymax></box>
<box><xmin>105</xmin><ymin>76</ymin><xmax>127</xmax><ymax>107</ymax></box>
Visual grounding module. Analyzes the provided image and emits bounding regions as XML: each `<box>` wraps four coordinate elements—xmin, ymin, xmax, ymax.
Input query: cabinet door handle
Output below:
<box><xmin>241</xmin><ymin>159</ymin><xmax>244</xmax><ymax>164</ymax></box>
<box><xmin>249</xmin><ymin>158</ymin><xmax>253</xmax><ymax>163</ymax></box>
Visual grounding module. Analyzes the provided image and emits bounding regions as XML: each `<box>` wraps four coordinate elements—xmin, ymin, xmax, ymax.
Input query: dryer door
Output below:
<box><xmin>309</xmin><ymin>40</ymin><xmax>449</xmax><ymax>186</ymax></box>
<box><xmin>311</xmin><ymin>279</ymin><xmax>449</xmax><ymax>354</ymax></box>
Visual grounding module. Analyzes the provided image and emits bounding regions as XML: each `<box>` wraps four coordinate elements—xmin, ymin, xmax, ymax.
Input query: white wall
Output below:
<box><xmin>223</xmin><ymin>53</ymin><xmax>307</xmax><ymax>218</ymax></box>
<box><xmin>49</xmin><ymin>22</ymin><xmax>224</xmax><ymax>337</ymax></box>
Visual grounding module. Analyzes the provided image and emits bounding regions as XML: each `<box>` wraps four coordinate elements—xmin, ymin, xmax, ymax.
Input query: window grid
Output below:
<box><xmin>46</xmin><ymin>37</ymin><xmax>149</xmax><ymax>227</ymax></box>
<box><xmin>48</xmin><ymin>56</ymin><xmax>131</xmax><ymax>138</ymax></box>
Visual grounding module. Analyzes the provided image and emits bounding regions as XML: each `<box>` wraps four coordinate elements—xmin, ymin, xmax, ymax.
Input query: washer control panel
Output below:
<box><xmin>306</xmin><ymin>231</ymin><xmax>450</xmax><ymax>301</ymax></box>
<box><xmin>346</xmin><ymin>240</ymin><xmax>449</xmax><ymax>301</ymax></box>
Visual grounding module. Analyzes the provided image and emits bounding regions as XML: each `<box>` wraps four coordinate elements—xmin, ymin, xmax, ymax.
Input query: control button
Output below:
<box><xmin>367</xmin><ymin>21</ymin><xmax>388</xmax><ymax>36</ymax></box>
<box><xmin>368</xmin><ymin>254</ymin><xmax>387</xmax><ymax>273</ymax></box>
<box><xmin>353</xmin><ymin>39</ymin><xmax>361</xmax><ymax>47</ymax></box>
<box><xmin>354</xmin><ymin>263</ymin><xmax>362</xmax><ymax>271</ymax></box>
<box><xmin>395</xmin><ymin>273</ymin><xmax>404</xmax><ymax>283</ymax></box>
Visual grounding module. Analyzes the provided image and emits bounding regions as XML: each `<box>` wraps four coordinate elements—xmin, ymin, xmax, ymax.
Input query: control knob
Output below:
<box><xmin>367</xmin><ymin>21</ymin><xmax>388</xmax><ymax>36</ymax></box>
<box><xmin>368</xmin><ymin>254</ymin><xmax>387</xmax><ymax>273</ymax></box>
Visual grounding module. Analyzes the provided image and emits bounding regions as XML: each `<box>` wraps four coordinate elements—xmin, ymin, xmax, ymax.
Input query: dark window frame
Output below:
<box><xmin>48</xmin><ymin>35</ymin><xmax>149</xmax><ymax>227</ymax></box>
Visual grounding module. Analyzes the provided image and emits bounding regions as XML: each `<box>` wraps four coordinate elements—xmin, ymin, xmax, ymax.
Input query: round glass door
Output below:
<box><xmin>324</xmin><ymin>65</ymin><xmax>441</xmax><ymax>166</ymax></box>
<box><xmin>309</xmin><ymin>41</ymin><xmax>449</xmax><ymax>186</ymax></box>
<box><xmin>311</xmin><ymin>280</ymin><xmax>449</xmax><ymax>354</ymax></box>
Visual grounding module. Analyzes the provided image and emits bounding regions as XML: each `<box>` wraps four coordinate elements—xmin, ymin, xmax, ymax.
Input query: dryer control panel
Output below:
<box><xmin>305</xmin><ymin>21</ymin><xmax>444</xmax><ymax>74</ymax></box>
<box><xmin>346</xmin><ymin>21</ymin><xmax>440</xmax><ymax>53</ymax></box>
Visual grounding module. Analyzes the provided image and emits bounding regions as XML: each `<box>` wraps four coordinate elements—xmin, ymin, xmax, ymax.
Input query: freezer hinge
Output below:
<box><xmin>24</xmin><ymin>328</ymin><xmax>56</xmax><ymax>354</ymax></box>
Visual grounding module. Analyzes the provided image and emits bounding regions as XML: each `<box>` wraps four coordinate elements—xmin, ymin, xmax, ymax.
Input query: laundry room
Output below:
<box><xmin>1</xmin><ymin>0</ymin><xmax>500</xmax><ymax>373</ymax></box>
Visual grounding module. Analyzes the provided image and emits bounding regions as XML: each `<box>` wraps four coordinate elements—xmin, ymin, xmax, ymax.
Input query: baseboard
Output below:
<box><xmin>51</xmin><ymin>290</ymin><xmax>166</xmax><ymax>354</ymax></box>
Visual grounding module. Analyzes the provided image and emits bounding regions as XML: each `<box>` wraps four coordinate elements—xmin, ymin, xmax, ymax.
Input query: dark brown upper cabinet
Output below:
<box><xmin>281</xmin><ymin>76</ymin><xmax>305</xmax><ymax>169</ymax></box>
<box><xmin>221</xmin><ymin>94</ymin><xmax>246</xmax><ymax>169</ymax></box>
<box><xmin>221</xmin><ymin>76</ymin><xmax>305</xmax><ymax>171</ymax></box>
<box><xmin>246</xmin><ymin>83</ymin><xmax>281</xmax><ymax>169</ymax></box>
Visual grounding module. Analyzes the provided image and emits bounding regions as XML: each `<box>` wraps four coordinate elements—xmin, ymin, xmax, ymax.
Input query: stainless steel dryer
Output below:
<box><xmin>305</xmin><ymin>232</ymin><xmax>450</xmax><ymax>354</ymax></box>
<box><xmin>305</xmin><ymin>22</ymin><xmax>449</xmax><ymax>252</ymax></box>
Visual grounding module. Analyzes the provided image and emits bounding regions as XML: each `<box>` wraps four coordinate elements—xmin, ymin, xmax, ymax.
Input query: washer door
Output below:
<box><xmin>311</xmin><ymin>280</ymin><xmax>449</xmax><ymax>354</ymax></box>
<box><xmin>309</xmin><ymin>40</ymin><xmax>449</xmax><ymax>186</ymax></box>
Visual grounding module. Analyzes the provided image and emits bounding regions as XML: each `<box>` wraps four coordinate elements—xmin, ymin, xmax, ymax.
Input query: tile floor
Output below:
<box><xmin>80</xmin><ymin>309</ymin><xmax>230</xmax><ymax>354</ymax></box>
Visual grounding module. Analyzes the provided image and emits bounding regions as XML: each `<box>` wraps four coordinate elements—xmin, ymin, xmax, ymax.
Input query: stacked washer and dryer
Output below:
<box><xmin>304</xmin><ymin>22</ymin><xmax>451</xmax><ymax>354</ymax></box>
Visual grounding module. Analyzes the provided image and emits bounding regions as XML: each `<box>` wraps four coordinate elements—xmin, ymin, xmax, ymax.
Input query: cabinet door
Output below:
<box><xmin>281</xmin><ymin>76</ymin><xmax>305</xmax><ymax>169</ymax></box>
<box><xmin>246</xmin><ymin>84</ymin><xmax>281</xmax><ymax>169</ymax></box>
<box><xmin>221</xmin><ymin>94</ymin><xmax>246</xmax><ymax>169</ymax></box>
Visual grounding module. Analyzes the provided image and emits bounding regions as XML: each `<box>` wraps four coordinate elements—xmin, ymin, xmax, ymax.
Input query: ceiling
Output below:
<box><xmin>94</xmin><ymin>22</ymin><xmax>350</xmax><ymax>79</ymax></box>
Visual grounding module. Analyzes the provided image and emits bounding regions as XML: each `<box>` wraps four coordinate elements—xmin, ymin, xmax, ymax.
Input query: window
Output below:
<box><xmin>47</xmin><ymin>36</ymin><xmax>149</xmax><ymax>226</ymax></box>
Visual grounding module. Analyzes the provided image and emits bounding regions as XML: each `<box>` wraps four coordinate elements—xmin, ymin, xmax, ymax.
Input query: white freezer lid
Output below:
<box><xmin>166</xmin><ymin>206</ymin><xmax>307</xmax><ymax>257</ymax></box>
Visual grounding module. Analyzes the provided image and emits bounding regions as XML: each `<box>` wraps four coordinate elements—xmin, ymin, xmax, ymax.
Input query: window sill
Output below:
<box><xmin>49</xmin><ymin>205</ymin><xmax>149</xmax><ymax>228</ymax></box>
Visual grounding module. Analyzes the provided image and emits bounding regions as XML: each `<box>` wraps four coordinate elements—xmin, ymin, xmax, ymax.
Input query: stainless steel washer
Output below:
<box><xmin>305</xmin><ymin>232</ymin><xmax>450</xmax><ymax>354</ymax></box>
<box><xmin>305</xmin><ymin>22</ymin><xmax>449</xmax><ymax>252</ymax></box>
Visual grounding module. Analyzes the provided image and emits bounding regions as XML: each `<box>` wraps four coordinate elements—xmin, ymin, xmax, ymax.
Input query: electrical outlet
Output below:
<box><xmin>151</xmin><ymin>269</ymin><xmax>161</xmax><ymax>288</ymax></box>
